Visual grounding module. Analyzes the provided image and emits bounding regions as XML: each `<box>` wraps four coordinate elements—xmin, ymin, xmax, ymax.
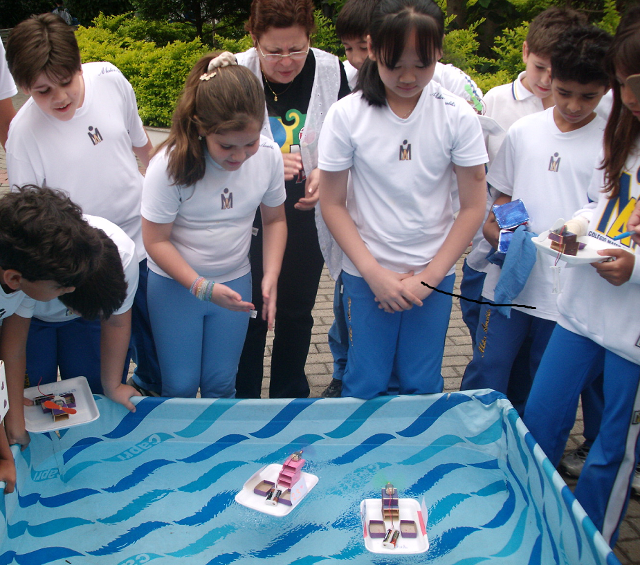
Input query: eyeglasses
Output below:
<box><xmin>256</xmin><ymin>41</ymin><xmax>310</xmax><ymax>62</ymax></box>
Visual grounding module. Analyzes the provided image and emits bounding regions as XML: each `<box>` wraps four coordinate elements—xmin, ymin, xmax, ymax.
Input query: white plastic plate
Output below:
<box><xmin>532</xmin><ymin>230</ymin><xmax>619</xmax><ymax>265</ymax></box>
<box><xmin>24</xmin><ymin>376</ymin><xmax>99</xmax><ymax>433</ymax></box>
<box><xmin>360</xmin><ymin>498</ymin><xmax>429</xmax><ymax>554</ymax></box>
<box><xmin>477</xmin><ymin>115</ymin><xmax>505</xmax><ymax>136</ymax></box>
<box><xmin>235</xmin><ymin>463</ymin><xmax>319</xmax><ymax>517</ymax></box>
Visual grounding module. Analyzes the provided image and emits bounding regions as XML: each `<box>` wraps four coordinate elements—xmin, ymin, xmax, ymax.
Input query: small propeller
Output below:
<box><xmin>43</xmin><ymin>400</ymin><xmax>76</xmax><ymax>415</ymax></box>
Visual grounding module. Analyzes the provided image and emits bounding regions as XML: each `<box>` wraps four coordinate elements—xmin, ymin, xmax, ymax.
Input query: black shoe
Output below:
<box><xmin>126</xmin><ymin>377</ymin><xmax>160</xmax><ymax>397</ymax></box>
<box><xmin>321</xmin><ymin>378</ymin><xmax>343</xmax><ymax>398</ymax></box>
<box><xmin>559</xmin><ymin>443</ymin><xmax>590</xmax><ymax>477</ymax></box>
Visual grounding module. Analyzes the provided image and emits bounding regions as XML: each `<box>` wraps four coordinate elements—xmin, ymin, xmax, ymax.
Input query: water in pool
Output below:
<box><xmin>0</xmin><ymin>393</ymin><xmax>616</xmax><ymax>564</ymax></box>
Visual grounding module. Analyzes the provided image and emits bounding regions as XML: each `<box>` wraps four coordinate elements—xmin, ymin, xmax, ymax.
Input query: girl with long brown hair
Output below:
<box><xmin>141</xmin><ymin>52</ymin><xmax>287</xmax><ymax>398</ymax></box>
<box><xmin>524</xmin><ymin>8</ymin><xmax>640</xmax><ymax>546</ymax></box>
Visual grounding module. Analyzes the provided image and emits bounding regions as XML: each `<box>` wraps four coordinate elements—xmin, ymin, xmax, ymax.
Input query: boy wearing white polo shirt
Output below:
<box><xmin>461</xmin><ymin>6</ymin><xmax>588</xmax><ymax>346</ymax></box>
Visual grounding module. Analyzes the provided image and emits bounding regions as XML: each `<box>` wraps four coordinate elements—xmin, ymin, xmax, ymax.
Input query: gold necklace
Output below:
<box><xmin>262</xmin><ymin>70</ymin><xmax>293</xmax><ymax>102</ymax></box>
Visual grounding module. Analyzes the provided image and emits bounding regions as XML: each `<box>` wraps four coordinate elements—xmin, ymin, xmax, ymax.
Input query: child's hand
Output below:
<box><xmin>261</xmin><ymin>274</ymin><xmax>278</xmax><ymax>330</ymax></box>
<box><xmin>627</xmin><ymin>201</ymin><xmax>640</xmax><ymax>245</ymax></box>
<box><xmin>282</xmin><ymin>153</ymin><xmax>303</xmax><ymax>181</ymax></box>
<box><xmin>0</xmin><ymin>457</ymin><xmax>16</xmax><ymax>494</ymax></box>
<box><xmin>592</xmin><ymin>249</ymin><xmax>635</xmax><ymax>286</ymax></box>
<box><xmin>483</xmin><ymin>211</ymin><xmax>501</xmax><ymax>249</ymax></box>
<box><xmin>211</xmin><ymin>283</ymin><xmax>255</xmax><ymax>312</ymax></box>
<box><xmin>401</xmin><ymin>274</ymin><xmax>433</xmax><ymax>302</ymax></box>
<box><xmin>366</xmin><ymin>267</ymin><xmax>423</xmax><ymax>313</ymax></box>
<box><xmin>296</xmin><ymin>168</ymin><xmax>320</xmax><ymax>211</ymax></box>
<box><xmin>5</xmin><ymin>421</ymin><xmax>29</xmax><ymax>451</ymax></box>
<box><xmin>104</xmin><ymin>382</ymin><xmax>140</xmax><ymax>412</ymax></box>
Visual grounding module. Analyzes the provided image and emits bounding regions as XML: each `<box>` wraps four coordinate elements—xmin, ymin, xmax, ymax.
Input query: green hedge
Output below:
<box><xmin>77</xmin><ymin>1</ymin><xmax>618</xmax><ymax>127</ymax></box>
<box><xmin>77</xmin><ymin>11</ymin><xmax>343</xmax><ymax>127</ymax></box>
<box><xmin>77</xmin><ymin>25</ymin><xmax>207</xmax><ymax>126</ymax></box>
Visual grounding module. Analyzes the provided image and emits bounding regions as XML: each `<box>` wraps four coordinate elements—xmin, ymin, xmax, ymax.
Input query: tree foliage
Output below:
<box><xmin>77</xmin><ymin>21</ymin><xmax>207</xmax><ymax>126</ymax></box>
<box><xmin>130</xmin><ymin>0</ymin><xmax>252</xmax><ymax>39</ymax></box>
<box><xmin>69</xmin><ymin>0</ymin><xmax>631</xmax><ymax>126</ymax></box>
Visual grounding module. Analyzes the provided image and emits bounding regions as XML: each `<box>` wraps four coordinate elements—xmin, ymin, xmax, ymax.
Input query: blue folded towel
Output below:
<box><xmin>493</xmin><ymin>225</ymin><xmax>538</xmax><ymax>317</ymax></box>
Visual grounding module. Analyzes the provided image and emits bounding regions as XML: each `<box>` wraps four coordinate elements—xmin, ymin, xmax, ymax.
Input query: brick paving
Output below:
<box><xmin>2</xmin><ymin>90</ymin><xmax>639</xmax><ymax>563</ymax></box>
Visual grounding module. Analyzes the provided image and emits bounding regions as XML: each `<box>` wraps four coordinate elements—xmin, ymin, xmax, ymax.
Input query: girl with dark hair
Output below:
<box><xmin>318</xmin><ymin>0</ymin><xmax>487</xmax><ymax>399</ymax></box>
<box><xmin>235</xmin><ymin>0</ymin><xmax>350</xmax><ymax>399</ymax></box>
<box><xmin>141</xmin><ymin>53</ymin><xmax>287</xmax><ymax>398</ymax></box>
<box><xmin>524</xmin><ymin>10</ymin><xmax>640</xmax><ymax>546</ymax></box>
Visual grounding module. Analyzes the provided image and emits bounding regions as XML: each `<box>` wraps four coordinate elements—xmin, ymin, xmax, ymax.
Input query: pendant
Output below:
<box><xmin>274</xmin><ymin>95</ymin><xmax>278</xmax><ymax>102</ymax></box>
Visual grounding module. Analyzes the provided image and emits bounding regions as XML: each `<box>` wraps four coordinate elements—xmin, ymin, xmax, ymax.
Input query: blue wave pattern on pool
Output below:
<box><xmin>0</xmin><ymin>392</ymin><xmax>618</xmax><ymax>564</ymax></box>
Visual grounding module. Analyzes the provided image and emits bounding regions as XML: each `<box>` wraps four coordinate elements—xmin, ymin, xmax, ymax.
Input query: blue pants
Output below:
<box><xmin>328</xmin><ymin>273</ymin><xmax>349</xmax><ymax>381</ymax></box>
<box><xmin>459</xmin><ymin>259</ymin><xmax>486</xmax><ymax>347</ymax></box>
<box><xmin>25</xmin><ymin>317</ymin><xmax>129</xmax><ymax>395</ymax></box>
<box><xmin>129</xmin><ymin>260</ymin><xmax>162</xmax><ymax>394</ymax></box>
<box><xmin>524</xmin><ymin>326</ymin><xmax>640</xmax><ymax>546</ymax></box>
<box><xmin>460</xmin><ymin>303</ymin><xmax>555</xmax><ymax>414</ymax></box>
<box><xmin>340</xmin><ymin>272</ymin><xmax>454</xmax><ymax>399</ymax></box>
<box><xmin>147</xmin><ymin>271</ymin><xmax>251</xmax><ymax>398</ymax></box>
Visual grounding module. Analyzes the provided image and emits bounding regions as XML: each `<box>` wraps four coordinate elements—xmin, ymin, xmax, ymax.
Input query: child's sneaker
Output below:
<box><xmin>559</xmin><ymin>443</ymin><xmax>590</xmax><ymax>477</ymax></box>
<box><xmin>126</xmin><ymin>377</ymin><xmax>160</xmax><ymax>397</ymax></box>
<box><xmin>321</xmin><ymin>378</ymin><xmax>342</xmax><ymax>398</ymax></box>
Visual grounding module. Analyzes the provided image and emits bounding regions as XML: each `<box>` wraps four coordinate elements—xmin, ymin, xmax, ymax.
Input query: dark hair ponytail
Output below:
<box><xmin>357</xmin><ymin>0</ymin><xmax>444</xmax><ymax>107</ymax></box>
<box><xmin>601</xmin><ymin>8</ymin><xmax>640</xmax><ymax>197</ymax></box>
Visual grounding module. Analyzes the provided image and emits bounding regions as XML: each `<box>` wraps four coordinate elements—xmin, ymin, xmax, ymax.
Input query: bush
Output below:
<box><xmin>312</xmin><ymin>10</ymin><xmax>343</xmax><ymax>57</ymax></box>
<box><xmin>92</xmin><ymin>12</ymin><xmax>204</xmax><ymax>46</ymax></box>
<box><xmin>77</xmin><ymin>24</ymin><xmax>207</xmax><ymax>126</ymax></box>
<box><xmin>490</xmin><ymin>25</ymin><xmax>528</xmax><ymax>80</ymax></box>
<box><xmin>214</xmin><ymin>34</ymin><xmax>253</xmax><ymax>53</ymax></box>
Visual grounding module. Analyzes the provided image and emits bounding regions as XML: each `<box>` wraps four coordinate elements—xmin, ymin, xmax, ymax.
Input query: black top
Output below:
<box><xmin>261</xmin><ymin>50</ymin><xmax>350</xmax><ymax>197</ymax></box>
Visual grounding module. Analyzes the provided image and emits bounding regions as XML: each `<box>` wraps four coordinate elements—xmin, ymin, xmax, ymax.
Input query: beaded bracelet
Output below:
<box><xmin>190</xmin><ymin>276</ymin><xmax>215</xmax><ymax>302</ymax></box>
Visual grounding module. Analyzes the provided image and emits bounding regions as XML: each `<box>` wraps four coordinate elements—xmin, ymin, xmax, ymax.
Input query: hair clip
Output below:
<box><xmin>199</xmin><ymin>51</ymin><xmax>237</xmax><ymax>81</ymax></box>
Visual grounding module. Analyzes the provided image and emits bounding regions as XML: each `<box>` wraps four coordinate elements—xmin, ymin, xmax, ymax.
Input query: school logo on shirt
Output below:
<box><xmin>548</xmin><ymin>152</ymin><xmax>561</xmax><ymax>172</ymax></box>
<box><xmin>221</xmin><ymin>188</ymin><xmax>233</xmax><ymax>209</ymax></box>
<box><xmin>399</xmin><ymin>140</ymin><xmax>412</xmax><ymax>161</ymax></box>
<box><xmin>595</xmin><ymin>167</ymin><xmax>639</xmax><ymax>246</ymax></box>
<box><xmin>88</xmin><ymin>126</ymin><xmax>103</xmax><ymax>146</ymax></box>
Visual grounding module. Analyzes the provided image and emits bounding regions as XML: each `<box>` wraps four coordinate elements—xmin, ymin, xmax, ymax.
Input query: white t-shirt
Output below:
<box><xmin>142</xmin><ymin>137</ymin><xmax>286</xmax><ymax>282</ymax></box>
<box><xmin>0</xmin><ymin>288</ymin><xmax>35</xmax><ymax>322</ymax></box>
<box><xmin>0</xmin><ymin>41</ymin><xmax>17</xmax><ymax>101</ymax></box>
<box><xmin>6</xmin><ymin>62</ymin><xmax>148</xmax><ymax>260</ymax></box>
<box><xmin>557</xmin><ymin>148</ymin><xmax>640</xmax><ymax>364</ymax></box>
<box><xmin>318</xmin><ymin>84</ymin><xmax>487</xmax><ymax>276</ymax></box>
<box><xmin>33</xmin><ymin>215</ymin><xmax>139</xmax><ymax>323</ymax></box>
<box><xmin>467</xmin><ymin>71</ymin><xmax>544</xmax><ymax>273</ymax></box>
<box><xmin>482</xmin><ymin>108</ymin><xmax>606</xmax><ymax>320</ymax></box>
<box><xmin>433</xmin><ymin>63</ymin><xmax>483</xmax><ymax>108</ymax></box>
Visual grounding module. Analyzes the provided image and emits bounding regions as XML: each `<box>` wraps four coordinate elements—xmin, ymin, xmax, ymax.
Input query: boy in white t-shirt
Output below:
<box><xmin>26</xmin><ymin>215</ymin><xmax>140</xmax><ymax>405</ymax></box>
<box><xmin>461</xmin><ymin>6</ymin><xmax>588</xmax><ymax>347</ymax></box>
<box><xmin>5</xmin><ymin>14</ymin><xmax>161</xmax><ymax>396</ymax></box>
<box><xmin>460</xmin><ymin>27</ymin><xmax>611</xmax><ymax>413</ymax></box>
<box><xmin>0</xmin><ymin>186</ymin><xmax>127</xmax><ymax>452</ymax></box>
<box><xmin>0</xmin><ymin>41</ymin><xmax>17</xmax><ymax>148</ymax></box>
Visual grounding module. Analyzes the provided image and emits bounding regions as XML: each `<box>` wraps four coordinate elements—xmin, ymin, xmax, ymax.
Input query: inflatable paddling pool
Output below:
<box><xmin>0</xmin><ymin>391</ymin><xmax>618</xmax><ymax>564</ymax></box>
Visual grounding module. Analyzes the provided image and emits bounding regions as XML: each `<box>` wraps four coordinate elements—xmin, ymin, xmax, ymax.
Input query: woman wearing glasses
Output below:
<box><xmin>236</xmin><ymin>0</ymin><xmax>350</xmax><ymax>398</ymax></box>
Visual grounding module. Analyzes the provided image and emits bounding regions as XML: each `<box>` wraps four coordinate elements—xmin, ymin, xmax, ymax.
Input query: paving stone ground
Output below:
<box><xmin>2</xmin><ymin>90</ymin><xmax>639</xmax><ymax>563</ymax></box>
